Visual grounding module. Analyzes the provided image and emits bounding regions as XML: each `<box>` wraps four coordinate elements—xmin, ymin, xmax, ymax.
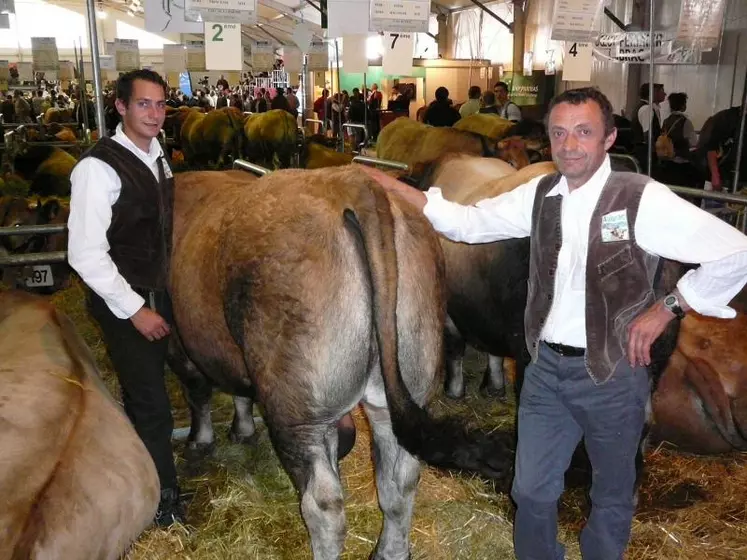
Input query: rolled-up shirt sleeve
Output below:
<box><xmin>67</xmin><ymin>158</ymin><xmax>145</xmax><ymax>319</ymax></box>
<box><xmin>635</xmin><ymin>181</ymin><xmax>747</xmax><ymax>318</ymax></box>
<box><xmin>422</xmin><ymin>174</ymin><xmax>543</xmax><ymax>244</ymax></box>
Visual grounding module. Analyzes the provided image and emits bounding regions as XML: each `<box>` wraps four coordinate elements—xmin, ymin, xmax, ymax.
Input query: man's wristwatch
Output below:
<box><xmin>663</xmin><ymin>293</ymin><xmax>686</xmax><ymax>319</ymax></box>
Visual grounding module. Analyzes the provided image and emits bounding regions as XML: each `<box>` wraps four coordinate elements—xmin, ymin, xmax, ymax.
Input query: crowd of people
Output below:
<box><xmin>0</xmin><ymin>84</ymin><xmax>97</xmax><ymax>126</ymax></box>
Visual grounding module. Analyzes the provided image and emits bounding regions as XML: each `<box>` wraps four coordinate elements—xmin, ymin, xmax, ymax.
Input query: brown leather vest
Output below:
<box><xmin>525</xmin><ymin>171</ymin><xmax>660</xmax><ymax>383</ymax></box>
<box><xmin>77</xmin><ymin>137</ymin><xmax>174</xmax><ymax>290</ymax></box>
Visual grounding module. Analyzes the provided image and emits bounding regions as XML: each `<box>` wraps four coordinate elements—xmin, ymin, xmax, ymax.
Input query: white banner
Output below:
<box><xmin>292</xmin><ymin>22</ymin><xmax>313</xmax><ymax>52</ymax></box>
<box><xmin>283</xmin><ymin>46</ymin><xmax>303</xmax><ymax>74</ymax></box>
<box><xmin>551</xmin><ymin>0</ymin><xmax>605</xmax><ymax>42</ymax></box>
<box><xmin>186</xmin><ymin>40</ymin><xmax>206</xmax><ymax>71</ymax></box>
<box><xmin>676</xmin><ymin>0</ymin><xmax>726</xmax><ymax>51</ymax></box>
<box><xmin>31</xmin><ymin>37</ymin><xmax>59</xmax><ymax>71</ymax></box>
<box><xmin>328</xmin><ymin>0</ymin><xmax>369</xmax><ymax>38</ymax></box>
<box><xmin>0</xmin><ymin>14</ymin><xmax>9</xmax><ymax>29</ymax></box>
<box><xmin>0</xmin><ymin>0</ymin><xmax>14</xmax><ymax>14</ymax></box>
<box><xmin>594</xmin><ymin>32</ymin><xmax>701</xmax><ymax>65</ymax></box>
<box><xmin>307</xmin><ymin>40</ymin><xmax>328</xmax><ymax>70</ymax></box>
<box><xmin>163</xmin><ymin>44</ymin><xmax>186</xmax><ymax>73</ymax></box>
<box><xmin>0</xmin><ymin>60</ymin><xmax>8</xmax><ymax>89</ymax></box>
<box><xmin>251</xmin><ymin>40</ymin><xmax>275</xmax><ymax>71</ymax></box>
<box><xmin>382</xmin><ymin>32</ymin><xmax>414</xmax><ymax>76</ymax></box>
<box><xmin>144</xmin><ymin>0</ymin><xmax>203</xmax><ymax>34</ymax></box>
<box><xmin>17</xmin><ymin>61</ymin><xmax>33</xmax><ymax>81</ymax></box>
<box><xmin>343</xmin><ymin>34</ymin><xmax>368</xmax><ymax>74</ymax></box>
<box><xmin>186</xmin><ymin>0</ymin><xmax>257</xmax><ymax>25</ymax></box>
<box><xmin>205</xmin><ymin>22</ymin><xmax>242</xmax><ymax>71</ymax></box>
<box><xmin>114</xmin><ymin>38</ymin><xmax>140</xmax><ymax>71</ymax></box>
<box><xmin>99</xmin><ymin>55</ymin><xmax>116</xmax><ymax>71</ymax></box>
<box><xmin>58</xmin><ymin>60</ymin><xmax>74</xmax><ymax>81</ymax></box>
<box><xmin>562</xmin><ymin>42</ymin><xmax>592</xmax><ymax>81</ymax></box>
<box><xmin>369</xmin><ymin>0</ymin><xmax>430</xmax><ymax>34</ymax></box>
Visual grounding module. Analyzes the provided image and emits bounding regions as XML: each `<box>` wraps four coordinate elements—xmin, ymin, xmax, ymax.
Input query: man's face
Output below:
<box><xmin>655</xmin><ymin>86</ymin><xmax>667</xmax><ymax>104</ymax></box>
<box><xmin>115</xmin><ymin>79</ymin><xmax>166</xmax><ymax>141</ymax></box>
<box><xmin>495</xmin><ymin>85</ymin><xmax>509</xmax><ymax>104</ymax></box>
<box><xmin>548</xmin><ymin>100</ymin><xmax>616</xmax><ymax>188</ymax></box>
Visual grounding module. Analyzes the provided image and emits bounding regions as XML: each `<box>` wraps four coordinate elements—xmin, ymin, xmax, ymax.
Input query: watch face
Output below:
<box><xmin>665</xmin><ymin>295</ymin><xmax>676</xmax><ymax>306</ymax></box>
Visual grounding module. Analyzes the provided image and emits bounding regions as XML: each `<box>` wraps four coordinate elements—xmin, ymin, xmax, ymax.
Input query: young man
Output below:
<box><xmin>67</xmin><ymin>69</ymin><xmax>183</xmax><ymax>527</ymax></box>
<box><xmin>632</xmin><ymin>82</ymin><xmax>666</xmax><ymax>169</ymax></box>
<box><xmin>494</xmin><ymin>81</ymin><xmax>522</xmax><ymax>122</ymax></box>
<box><xmin>459</xmin><ymin>85</ymin><xmax>482</xmax><ymax>118</ymax></box>
<box><xmin>360</xmin><ymin>87</ymin><xmax>747</xmax><ymax>559</ymax></box>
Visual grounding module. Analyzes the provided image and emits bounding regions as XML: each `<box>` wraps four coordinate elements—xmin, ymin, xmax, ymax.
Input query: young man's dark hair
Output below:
<box><xmin>482</xmin><ymin>91</ymin><xmax>496</xmax><ymax>106</ymax></box>
<box><xmin>639</xmin><ymin>82</ymin><xmax>664</xmax><ymax>102</ymax></box>
<box><xmin>116</xmin><ymin>69</ymin><xmax>167</xmax><ymax>106</ymax></box>
<box><xmin>667</xmin><ymin>92</ymin><xmax>687</xmax><ymax>112</ymax></box>
<box><xmin>545</xmin><ymin>86</ymin><xmax>616</xmax><ymax>137</ymax></box>
<box><xmin>494</xmin><ymin>81</ymin><xmax>509</xmax><ymax>92</ymax></box>
<box><xmin>435</xmin><ymin>86</ymin><xmax>449</xmax><ymax>102</ymax></box>
<box><xmin>468</xmin><ymin>85</ymin><xmax>481</xmax><ymax>99</ymax></box>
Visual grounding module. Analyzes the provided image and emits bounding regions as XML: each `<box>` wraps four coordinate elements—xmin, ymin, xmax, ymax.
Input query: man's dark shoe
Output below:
<box><xmin>154</xmin><ymin>487</ymin><xmax>186</xmax><ymax>528</ymax></box>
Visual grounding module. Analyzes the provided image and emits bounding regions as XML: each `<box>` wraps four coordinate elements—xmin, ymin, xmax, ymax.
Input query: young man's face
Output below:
<box><xmin>548</xmin><ymin>100</ymin><xmax>616</xmax><ymax>188</ymax></box>
<box><xmin>115</xmin><ymin>79</ymin><xmax>166</xmax><ymax>142</ymax></box>
<box><xmin>495</xmin><ymin>85</ymin><xmax>509</xmax><ymax>104</ymax></box>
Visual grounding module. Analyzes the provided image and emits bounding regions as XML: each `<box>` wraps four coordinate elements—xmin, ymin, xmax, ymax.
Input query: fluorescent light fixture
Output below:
<box><xmin>96</xmin><ymin>9</ymin><xmax>107</xmax><ymax>19</ymax></box>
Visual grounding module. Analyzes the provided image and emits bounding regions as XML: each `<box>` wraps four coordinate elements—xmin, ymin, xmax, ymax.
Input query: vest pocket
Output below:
<box><xmin>597</xmin><ymin>245</ymin><xmax>633</xmax><ymax>281</ymax></box>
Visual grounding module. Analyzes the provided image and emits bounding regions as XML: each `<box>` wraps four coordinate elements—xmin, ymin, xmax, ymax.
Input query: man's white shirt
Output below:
<box><xmin>67</xmin><ymin>124</ymin><xmax>166</xmax><ymax>319</ymax></box>
<box><xmin>423</xmin><ymin>155</ymin><xmax>747</xmax><ymax>347</ymax></box>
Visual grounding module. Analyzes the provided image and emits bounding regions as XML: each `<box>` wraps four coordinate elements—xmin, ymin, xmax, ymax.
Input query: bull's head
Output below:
<box><xmin>0</xmin><ymin>197</ymin><xmax>61</xmax><ymax>252</ymax></box>
<box><xmin>495</xmin><ymin>136</ymin><xmax>530</xmax><ymax>169</ymax></box>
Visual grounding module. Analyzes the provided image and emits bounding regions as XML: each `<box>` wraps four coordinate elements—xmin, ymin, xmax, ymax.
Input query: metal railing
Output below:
<box><xmin>609</xmin><ymin>153</ymin><xmax>642</xmax><ymax>174</ymax></box>
<box><xmin>0</xmin><ymin>223</ymin><xmax>68</xmax><ymax>267</ymax></box>
<box><xmin>305</xmin><ymin>118</ymin><xmax>325</xmax><ymax>135</ymax></box>
<box><xmin>352</xmin><ymin>155</ymin><xmax>409</xmax><ymax>172</ymax></box>
<box><xmin>342</xmin><ymin>123</ymin><xmax>369</xmax><ymax>154</ymax></box>
<box><xmin>232</xmin><ymin>159</ymin><xmax>271</xmax><ymax>176</ymax></box>
<box><xmin>666</xmin><ymin>184</ymin><xmax>747</xmax><ymax>233</ymax></box>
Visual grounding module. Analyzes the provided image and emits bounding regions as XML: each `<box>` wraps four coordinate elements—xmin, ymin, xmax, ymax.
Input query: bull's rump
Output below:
<box><xmin>171</xmin><ymin>167</ymin><xmax>444</xmax><ymax>419</ymax></box>
<box><xmin>0</xmin><ymin>291</ymin><xmax>159</xmax><ymax>560</ymax></box>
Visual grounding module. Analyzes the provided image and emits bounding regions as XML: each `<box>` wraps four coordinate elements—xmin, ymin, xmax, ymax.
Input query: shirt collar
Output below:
<box><xmin>546</xmin><ymin>154</ymin><xmax>612</xmax><ymax>198</ymax></box>
<box><xmin>113</xmin><ymin>123</ymin><xmax>163</xmax><ymax>163</ymax></box>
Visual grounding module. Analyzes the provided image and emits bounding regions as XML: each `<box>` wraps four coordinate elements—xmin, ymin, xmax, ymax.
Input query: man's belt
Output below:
<box><xmin>544</xmin><ymin>341</ymin><xmax>586</xmax><ymax>357</ymax></box>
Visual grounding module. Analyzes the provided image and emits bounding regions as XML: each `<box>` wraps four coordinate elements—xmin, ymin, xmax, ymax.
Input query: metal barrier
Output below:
<box><xmin>305</xmin><ymin>118</ymin><xmax>325</xmax><ymax>135</ymax></box>
<box><xmin>667</xmin><ymin>184</ymin><xmax>747</xmax><ymax>233</ymax></box>
<box><xmin>342</xmin><ymin>123</ymin><xmax>369</xmax><ymax>154</ymax></box>
<box><xmin>0</xmin><ymin>223</ymin><xmax>68</xmax><ymax>268</ymax></box>
<box><xmin>609</xmin><ymin>153</ymin><xmax>642</xmax><ymax>173</ymax></box>
<box><xmin>232</xmin><ymin>159</ymin><xmax>271</xmax><ymax>176</ymax></box>
<box><xmin>352</xmin><ymin>155</ymin><xmax>409</xmax><ymax>172</ymax></box>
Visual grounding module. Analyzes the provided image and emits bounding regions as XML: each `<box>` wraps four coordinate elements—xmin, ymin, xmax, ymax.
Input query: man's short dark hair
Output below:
<box><xmin>435</xmin><ymin>86</ymin><xmax>449</xmax><ymax>101</ymax></box>
<box><xmin>546</xmin><ymin>87</ymin><xmax>616</xmax><ymax>137</ymax></box>
<box><xmin>482</xmin><ymin>91</ymin><xmax>496</xmax><ymax>106</ymax></box>
<box><xmin>115</xmin><ymin>69</ymin><xmax>167</xmax><ymax>106</ymax></box>
<box><xmin>468</xmin><ymin>85</ymin><xmax>481</xmax><ymax>99</ymax></box>
<box><xmin>494</xmin><ymin>81</ymin><xmax>509</xmax><ymax>92</ymax></box>
<box><xmin>667</xmin><ymin>92</ymin><xmax>687</xmax><ymax>112</ymax></box>
<box><xmin>639</xmin><ymin>82</ymin><xmax>664</xmax><ymax>101</ymax></box>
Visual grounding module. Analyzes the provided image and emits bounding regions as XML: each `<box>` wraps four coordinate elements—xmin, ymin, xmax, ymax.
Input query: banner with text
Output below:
<box><xmin>551</xmin><ymin>0</ymin><xmax>605</xmax><ymax>42</ymax></box>
<box><xmin>307</xmin><ymin>40</ymin><xmax>329</xmax><ymax>70</ymax></box>
<box><xmin>369</xmin><ymin>0</ymin><xmax>430</xmax><ymax>34</ymax></box>
<box><xmin>593</xmin><ymin>32</ymin><xmax>701</xmax><ymax>65</ymax></box>
<box><xmin>114</xmin><ymin>39</ymin><xmax>140</xmax><ymax>71</ymax></box>
<box><xmin>251</xmin><ymin>40</ymin><xmax>275</xmax><ymax>72</ymax></box>
<box><xmin>186</xmin><ymin>40</ymin><xmax>206</xmax><ymax>72</ymax></box>
<box><xmin>163</xmin><ymin>44</ymin><xmax>187</xmax><ymax>73</ymax></box>
<box><xmin>31</xmin><ymin>37</ymin><xmax>59</xmax><ymax>71</ymax></box>
<box><xmin>185</xmin><ymin>0</ymin><xmax>257</xmax><ymax>25</ymax></box>
<box><xmin>676</xmin><ymin>0</ymin><xmax>726</xmax><ymax>52</ymax></box>
<box><xmin>144</xmin><ymin>0</ymin><xmax>203</xmax><ymax>34</ymax></box>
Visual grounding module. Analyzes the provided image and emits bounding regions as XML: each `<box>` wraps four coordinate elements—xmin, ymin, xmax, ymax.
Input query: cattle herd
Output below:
<box><xmin>1</xmin><ymin>114</ymin><xmax>747</xmax><ymax>559</ymax></box>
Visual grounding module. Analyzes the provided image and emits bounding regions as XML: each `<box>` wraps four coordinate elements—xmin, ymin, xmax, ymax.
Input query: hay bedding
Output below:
<box><xmin>35</xmin><ymin>280</ymin><xmax>747</xmax><ymax>559</ymax></box>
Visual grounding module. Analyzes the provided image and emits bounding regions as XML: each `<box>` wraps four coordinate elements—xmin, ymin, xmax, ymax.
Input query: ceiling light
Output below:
<box><xmin>96</xmin><ymin>9</ymin><xmax>107</xmax><ymax>19</ymax></box>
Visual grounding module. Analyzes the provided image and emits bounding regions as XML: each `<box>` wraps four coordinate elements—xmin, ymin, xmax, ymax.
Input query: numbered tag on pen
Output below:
<box><xmin>382</xmin><ymin>33</ymin><xmax>414</xmax><ymax>76</ymax></box>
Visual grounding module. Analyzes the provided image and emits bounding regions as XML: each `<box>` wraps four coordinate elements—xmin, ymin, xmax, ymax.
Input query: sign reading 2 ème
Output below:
<box><xmin>369</xmin><ymin>0</ymin><xmax>430</xmax><ymax>33</ymax></box>
<box><xmin>205</xmin><ymin>22</ymin><xmax>242</xmax><ymax>71</ymax></box>
<box><xmin>186</xmin><ymin>0</ymin><xmax>257</xmax><ymax>24</ymax></box>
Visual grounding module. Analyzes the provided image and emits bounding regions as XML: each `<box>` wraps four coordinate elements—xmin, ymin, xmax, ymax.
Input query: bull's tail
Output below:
<box><xmin>345</xmin><ymin>180</ymin><xmax>514</xmax><ymax>481</ymax></box>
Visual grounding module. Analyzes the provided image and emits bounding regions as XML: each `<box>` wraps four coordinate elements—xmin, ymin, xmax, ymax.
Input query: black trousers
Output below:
<box><xmin>87</xmin><ymin>288</ymin><xmax>178</xmax><ymax>491</ymax></box>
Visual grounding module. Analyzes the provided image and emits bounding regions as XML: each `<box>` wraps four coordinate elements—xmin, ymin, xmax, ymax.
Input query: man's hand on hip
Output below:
<box><xmin>626</xmin><ymin>301</ymin><xmax>676</xmax><ymax>367</ymax></box>
<box><xmin>130</xmin><ymin>306</ymin><xmax>171</xmax><ymax>342</ymax></box>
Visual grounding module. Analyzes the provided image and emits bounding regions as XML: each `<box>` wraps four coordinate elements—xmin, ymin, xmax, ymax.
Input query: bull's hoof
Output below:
<box><xmin>444</xmin><ymin>386</ymin><xmax>465</xmax><ymax>400</ymax></box>
<box><xmin>368</xmin><ymin>551</ymin><xmax>411</xmax><ymax>560</ymax></box>
<box><xmin>480</xmin><ymin>383</ymin><xmax>507</xmax><ymax>401</ymax></box>
<box><xmin>184</xmin><ymin>440</ymin><xmax>215</xmax><ymax>463</ymax></box>
<box><xmin>228</xmin><ymin>430</ymin><xmax>258</xmax><ymax>445</ymax></box>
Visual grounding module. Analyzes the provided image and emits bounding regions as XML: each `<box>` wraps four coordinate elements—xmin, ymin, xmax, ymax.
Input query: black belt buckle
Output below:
<box><xmin>545</xmin><ymin>341</ymin><xmax>586</xmax><ymax>357</ymax></box>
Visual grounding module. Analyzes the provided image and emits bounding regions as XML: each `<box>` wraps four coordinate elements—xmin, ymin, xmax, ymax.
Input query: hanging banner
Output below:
<box><xmin>251</xmin><ymin>40</ymin><xmax>275</xmax><ymax>72</ymax></box>
<box><xmin>163</xmin><ymin>44</ymin><xmax>186</xmax><ymax>73</ymax></box>
<box><xmin>676</xmin><ymin>0</ymin><xmax>726</xmax><ymax>51</ymax></box>
<box><xmin>185</xmin><ymin>0</ymin><xmax>257</xmax><ymax>25</ymax></box>
<box><xmin>561</xmin><ymin>42</ymin><xmax>592</xmax><ymax>81</ymax></box>
<box><xmin>0</xmin><ymin>0</ymin><xmax>14</xmax><ymax>13</ymax></box>
<box><xmin>58</xmin><ymin>60</ymin><xmax>74</xmax><ymax>81</ymax></box>
<box><xmin>17</xmin><ymin>62</ymin><xmax>33</xmax><ymax>81</ymax></box>
<box><xmin>551</xmin><ymin>0</ymin><xmax>605</xmax><ymax>42</ymax></box>
<box><xmin>114</xmin><ymin>39</ymin><xmax>140</xmax><ymax>71</ymax></box>
<box><xmin>0</xmin><ymin>14</ymin><xmax>9</xmax><ymax>29</ymax></box>
<box><xmin>382</xmin><ymin>32</ymin><xmax>414</xmax><ymax>76</ymax></box>
<box><xmin>283</xmin><ymin>46</ymin><xmax>303</xmax><ymax>74</ymax></box>
<box><xmin>144</xmin><ymin>0</ymin><xmax>203</xmax><ymax>34</ymax></box>
<box><xmin>0</xmin><ymin>60</ymin><xmax>8</xmax><ymax>91</ymax></box>
<box><xmin>328</xmin><ymin>0</ymin><xmax>369</xmax><ymax>38</ymax></box>
<box><xmin>186</xmin><ymin>40</ymin><xmax>206</xmax><ymax>71</ymax></box>
<box><xmin>205</xmin><ymin>22</ymin><xmax>242</xmax><ymax>71</ymax></box>
<box><xmin>369</xmin><ymin>0</ymin><xmax>430</xmax><ymax>34</ymax></box>
<box><xmin>31</xmin><ymin>37</ymin><xmax>59</xmax><ymax>71</ymax></box>
<box><xmin>99</xmin><ymin>55</ymin><xmax>116</xmax><ymax>71</ymax></box>
<box><xmin>307</xmin><ymin>40</ymin><xmax>328</xmax><ymax>70</ymax></box>
<box><xmin>342</xmin><ymin>34</ymin><xmax>368</xmax><ymax>74</ymax></box>
<box><xmin>593</xmin><ymin>32</ymin><xmax>701</xmax><ymax>64</ymax></box>
<box><xmin>292</xmin><ymin>22</ymin><xmax>313</xmax><ymax>52</ymax></box>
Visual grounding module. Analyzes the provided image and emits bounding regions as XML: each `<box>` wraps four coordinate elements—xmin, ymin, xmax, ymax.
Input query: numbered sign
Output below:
<box><xmin>561</xmin><ymin>42</ymin><xmax>593</xmax><ymax>82</ymax></box>
<box><xmin>382</xmin><ymin>32</ymin><xmax>414</xmax><ymax>76</ymax></box>
<box><xmin>343</xmin><ymin>34</ymin><xmax>368</xmax><ymax>74</ymax></box>
<box><xmin>24</xmin><ymin>265</ymin><xmax>53</xmax><ymax>288</ymax></box>
<box><xmin>186</xmin><ymin>40</ymin><xmax>206</xmax><ymax>72</ymax></box>
<box><xmin>205</xmin><ymin>22</ymin><xmax>242</xmax><ymax>71</ymax></box>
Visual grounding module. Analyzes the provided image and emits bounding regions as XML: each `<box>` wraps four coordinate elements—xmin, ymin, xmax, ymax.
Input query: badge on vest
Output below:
<box><xmin>163</xmin><ymin>164</ymin><xmax>173</xmax><ymax>179</ymax></box>
<box><xmin>601</xmin><ymin>210</ymin><xmax>629</xmax><ymax>242</ymax></box>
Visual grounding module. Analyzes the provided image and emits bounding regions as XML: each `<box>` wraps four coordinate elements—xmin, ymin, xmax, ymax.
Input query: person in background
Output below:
<box><xmin>14</xmin><ymin>90</ymin><xmax>31</xmax><ymax>123</ymax></box>
<box><xmin>459</xmin><ymin>85</ymin><xmax>482</xmax><ymax>118</ymax></box>
<box><xmin>287</xmin><ymin>86</ymin><xmax>299</xmax><ymax>119</ymax></box>
<box><xmin>697</xmin><ymin>105</ymin><xmax>745</xmax><ymax>192</ymax></box>
<box><xmin>313</xmin><ymin>88</ymin><xmax>329</xmax><ymax>134</ymax></box>
<box><xmin>271</xmin><ymin>87</ymin><xmax>291</xmax><ymax>114</ymax></box>
<box><xmin>1</xmin><ymin>93</ymin><xmax>15</xmax><ymax>123</ymax></box>
<box><xmin>494</xmin><ymin>81</ymin><xmax>522</xmax><ymax>122</ymax></box>
<box><xmin>216</xmin><ymin>74</ymin><xmax>229</xmax><ymax>91</ymax></box>
<box><xmin>368</xmin><ymin>84</ymin><xmax>383</xmax><ymax>140</ymax></box>
<box><xmin>67</xmin><ymin>69</ymin><xmax>184</xmax><ymax>528</ymax></box>
<box><xmin>254</xmin><ymin>88</ymin><xmax>270</xmax><ymax>113</ymax></box>
<box><xmin>32</xmin><ymin>89</ymin><xmax>45</xmax><ymax>117</ymax></box>
<box><xmin>479</xmin><ymin>91</ymin><xmax>500</xmax><ymax>115</ymax></box>
<box><xmin>655</xmin><ymin>92</ymin><xmax>701</xmax><ymax>188</ymax></box>
<box><xmin>387</xmin><ymin>85</ymin><xmax>409</xmax><ymax>113</ymax></box>
<box><xmin>632</xmin><ymin>82</ymin><xmax>666</xmax><ymax>170</ymax></box>
<box><xmin>424</xmin><ymin>86</ymin><xmax>460</xmax><ymax>127</ymax></box>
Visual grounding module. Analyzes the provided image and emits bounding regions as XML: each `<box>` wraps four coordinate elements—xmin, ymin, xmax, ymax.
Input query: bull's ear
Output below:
<box><xmin>28</xmin><ymin>197</ymin><xmax>40</xmax><ymax>210</ymax></box>
<box><xmin>41</xmin><ymin>199</ymin><xmax>61</xmax><ymax>221</ymax></box>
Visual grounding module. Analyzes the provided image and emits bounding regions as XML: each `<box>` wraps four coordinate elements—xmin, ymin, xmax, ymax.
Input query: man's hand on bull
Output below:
<box><xmin>130</xmin><ymin>306</ymin><xmax>171</xmax><ymax>342</ymax></box>
<box><xmin>359</xmin><ymin>165</ymin><xmax>427</xmax><ymax>212</ymax></box>
<box><xmin>626</xmin><ymin>292</ymin><xmax>689</xmax><ymax>367</ymax></box>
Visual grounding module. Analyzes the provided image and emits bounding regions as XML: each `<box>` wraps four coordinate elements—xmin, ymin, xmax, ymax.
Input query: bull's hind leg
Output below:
<box><xmin>362</xmin><ymin>401</ymin><xmax>420</xmax><ymax>560</ymax></box>
<box><xmin>480</xmin><ymin>354</ymin><xmax>507</xmax><ymax>399</ymax></box>
<box><xmin>270</xmin><ymin>422</ymin><xmax>346</xmax><ymax>559</ymax></box>
<box><xmin>229</xmin><ymin>395</ymin><xmax>257</xmax><ymax>443</ymax></box>
<box><xmin>444</xmin><ymin>316</ymin><xmax>467</xmax><ymax>399</ymax></box>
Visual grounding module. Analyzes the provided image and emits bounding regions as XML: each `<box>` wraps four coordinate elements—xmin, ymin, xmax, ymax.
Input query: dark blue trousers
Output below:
<box><xmin>511</xmin><ymin>342</ymin><xmax>650</xmax><ymax>560</ymax></box>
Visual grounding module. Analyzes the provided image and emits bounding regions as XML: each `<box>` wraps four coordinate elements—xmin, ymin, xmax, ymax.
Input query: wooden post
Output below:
<box><xmin>512</xmin><ymin>0</ymin><xmax>526</xmax><ymax>75</ymax></box>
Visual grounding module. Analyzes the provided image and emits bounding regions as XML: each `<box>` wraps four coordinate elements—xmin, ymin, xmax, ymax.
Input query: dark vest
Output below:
<box><xmin>525</xmin><ymin>171</ymin><xmax>660</xmax><ymax>384</ymax></box>
<box><xmin>631</xmin><ymin>100</ymin><xmax>661</xmax><ymax>146</ymax></box>
<box><xmin>78</xmin><ymin>137</ymin><xmax>174</xmax><ymax>291</ymax></box>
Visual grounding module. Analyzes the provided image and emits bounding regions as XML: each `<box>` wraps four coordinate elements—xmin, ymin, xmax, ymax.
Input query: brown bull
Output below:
<box><xmin>300</xmin><ymin>141</ymin><xmax>353</xmax><ymax>169</ymax></box>
<box><xmin>454</xmin><ymin>113</ymin><xmax>515</xmax><ymax>139</ymax></box>
<box><xmin>0</xmin><ymin>291</ymin><xmax>159</xmax><ymax>559</ymax></box>
<box><xmin>243</xmin><ymin>109</ymin><xmax>298</xmax><ymax>169</ymax></box>
<box><xmin>180</xmin><ymin>107</ymin><xmax>244</xmax><ymax>168</ymax></box>
<box><xmin>167</xmin><ymin>168</ymin><xmax>510</xmax><ymax>558</ymax></box>
<box><xmin>376</xmin><ymin>117</ymin><xmax>530</xmax><ymax>174</ymax></box>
